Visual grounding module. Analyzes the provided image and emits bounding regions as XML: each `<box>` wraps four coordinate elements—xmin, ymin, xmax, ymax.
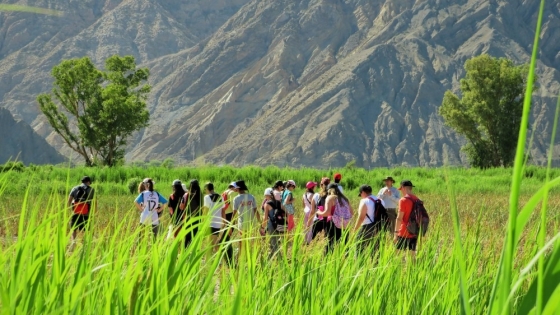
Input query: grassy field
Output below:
<box><xmin>0</xmin><ymin>164</ymin><xmax>559</xmax><ymax>314</ymax></box>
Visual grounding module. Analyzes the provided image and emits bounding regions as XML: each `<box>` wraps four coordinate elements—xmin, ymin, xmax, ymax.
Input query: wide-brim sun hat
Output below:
<box><xmin>286</xmin><ymin>180</ymin><xmax>297</xmax><ymax>187</ymax></box>
<box><xmin>383</xmin><ymin>176</ymin><xmax>396</xmax><ymax>183</ymax></box>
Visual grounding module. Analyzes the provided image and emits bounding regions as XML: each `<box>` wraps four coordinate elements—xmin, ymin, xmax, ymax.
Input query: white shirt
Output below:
<box><xmin>377</xmin><ymin>186</ymin><xmax>400</xmax><ymax>209</ymax></box>
<box><xmin>359</xmin><ymin>195</ymin><xmax>385</xmax><ymax>225</ymax></box>
<box><xmin>139</xmin><ymin>191</ymin><xmax>160</xmax><ymax>225</ymax></box>
<box><xmin>303</xmin><ymin>192</ymin><xmax>314</xmax><ymax>214</ymax></box>
<box><xmin>204</xmin><ymin>194</ymin><xmax>224</xmax><ymax>229</ymax></box>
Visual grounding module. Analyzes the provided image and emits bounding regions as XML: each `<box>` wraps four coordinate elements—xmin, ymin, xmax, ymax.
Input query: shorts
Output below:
<box><xmin>210</xmin><ymin>227</ymin><xmax>221</xmax><ymax>235</ymax></box>
<box><xmin>396</xmin><ymin>237</ymin><xmax>417</xmax><ymax>251</ymax></box>
<box><xmin>70</xmin><ymin>214</ymin><xmax>89</xmax><ymax>231</ymax></box>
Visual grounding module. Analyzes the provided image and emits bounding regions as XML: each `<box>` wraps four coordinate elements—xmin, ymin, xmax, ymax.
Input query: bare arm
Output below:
<box><xmin>135</xmin><ymin>201</ymin><xmax>143</xmax><ymax>212</ymax></box>
<box><xmin>317</xmin><ymin>196</ymin><xmax>334</xmax><ymax>217</ymax></box>
<box><xmin>67</xmin><ymin>196</ymin><xmax>73</xmax><ymax>208</ymax></box>
<box><xmin>307</xmin><ymin>197</ymin><xmax>317</xmax><ymax>228</ymax></box>
<box><xmin>261</xmin><ymin>203</ymin><xmax>270</xmax><ymax>229</ymax></box>
<box><xmin>394</xmin><ymin>211</ymin><xmax>404</xmax><ymax>242</ymax></box>
<box><xmin>354</xmin><ymin>202</ymin><xmax>367</xmax><ymax>232</ymax></box>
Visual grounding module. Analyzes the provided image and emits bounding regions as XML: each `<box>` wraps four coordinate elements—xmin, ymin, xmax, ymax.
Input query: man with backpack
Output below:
<box><xmin>67</xmin><ymin>176</ymin><xmax>95</xmax><ymax>243</ymax></box>
<box><xmin>354</xmin><ymin>185</ymin><xmax>386</xmax><ymax>255</ymax></box>
<box><xmin>395</xmin><ymin>180</ymin><xmax>429</xmax><ymax>260</ymax></box>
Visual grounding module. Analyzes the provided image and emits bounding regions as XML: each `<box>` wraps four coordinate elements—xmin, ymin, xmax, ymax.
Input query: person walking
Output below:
<box><xmin>282</xmin><ymin>180</ymin><xmax>297</xmax><ymax>232</ymax></box>
<box><xmin>272</xmin><ymin>180</ymin><xmax>284</xmax><ymax>201</ymax></box>
<box><xmin>221</xmin><ymin>182</ymin><xmax>239</xmax><ymax>263</ymax></box>
<box><xmin>135</xmin><ymin>179</ymin><xmax>167</xmax><ymax>239</ymax></box>
<box><xmin>354</xmin><ymin>185</ymin><xmax>385</xmax><ymax>255</ymax></box>
<box><xmin>302</xmin><ymin>181</ymin><xmax>317</xmax><ymax>243</ymax></box>
<box><xmin>394</xmin><ymin>180</ymin><xmax>419</xmax><ymax>260</ymax></box>
<box><xmin>203</xmin><ymin>182</ymin><xmax>225</xmax><ymax>253</ymax></box>
<box><xmin>68</xmin><ymin>176</ymin><xmax>95</xmax><ymax>243</ymax></box>
<box><xmin>260</xmin><ymin>188</ymin><xmax>285</xmax><ymax>258</ymax></box>
<box><xmin>306</xmin><ymin>177</ymin><xmax>331</xmax><ymax>243</ymax></box>
<box><xmin>232</xmin><ymin>180</ymin><xmax>260</xmax><ymax>264</ymax></box>
<box><xmin>179</xmin><ymin>180</ymin><xmax>203</xmax><ymax>249</ymax></box>
<box><xmin>377</xmin><ymin>176</ymin><xmax>400</xmax><ymax>233</ymax></box>
<box><xmin>316</xmin><ymin>183</ymin><xmax>353</xmax><ymax>254</ymax></box>
<box><xmin>167</xmin><ymin>180</ymin><xmax>186</xmax><ymax>239</ymax></box>
<box><xmin>333</xmin><ymin>173</ymin><xmax>344</xmax><ymax>193</ymax></box>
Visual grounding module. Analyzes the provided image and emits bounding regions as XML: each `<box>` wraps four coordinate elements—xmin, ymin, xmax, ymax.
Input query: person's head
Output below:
<box><xmin>143</xmin><ymin>178</ymin><xmax>155</xmax><ymax>192</ymax></box>
<box><xmin>383</xmin><ymin>176</ymin><xmax>395</xmax><ymax>188</ymax></box>
<box><xmin>306</xmin><ymin>181</ymin><xmax>317</xmax><ymax>193</ymax></box>
<box><xmin>235</xmin><ymin>180</ymin><xmax>249</xmax><ymax>193</ymax></box>
<box><xmin>273</xmin><ymin>180</ymin><xmax>284</xmax><ymax>191</ymax></box>
<box><xmin>264</xmin><ymin>187</ymin><xmax>274</xmax><ymax>200</ymax></box>
<box><xmin>319</xmin><ymin>177</ymin><xmax>330</xmax><ymax>197</ymax></box>
<box><xmin>358</xmin><ymin>184</ymin><xmax>373</xmax><ymax>198</ymax></box>
<box><xmin>334</xmin><ymin>173</ymin><xmax>342</xmax><ymax>184</ymax></box>
<box><xmin>327</xmin><ymin>183</ymin><xmax>348</xmax><ymax>204</ymax></box>
<box><xmin>189</xmin><ymin>179</ymin><xmax>201</xmax><ymax>196</ymax></box>
<box><xmin>230</xmin><ymin>181</ymin><xmax>240</xmax><ymax>192</ymax></box>
<box><xmin>172</xmin><ymin>179</ymin><xmax>186</xmax><ymax>195</ymax></box>
<box><xmin>204</xmin><ymin>182</ymin><xmax>215</xmax><ymax>194</ymax></box>
<box><xmin>398</xmin><ymin>180</ymin><xmax>415</xmax><ymax>194</ymax></box>
<box><xmin>81</xmin><ymin>176</ymin><xmax>92</xmax><ymax>186</ymax></box>
<box><xmin>285</xmin><ymin>180</ymin><xmax>296</xmax><ymax>191</ymax></box>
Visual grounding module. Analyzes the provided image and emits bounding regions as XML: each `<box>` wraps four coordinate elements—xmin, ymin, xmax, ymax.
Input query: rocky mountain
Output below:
<box><xmin>0</xmin><ymin>107</ymin><xmax>64</xmax><ymax>164</ymax></box>
<box><xmin>0</xmin><ymin>0</ymin><xmax>559</xmax><ymax>167</ymax></box>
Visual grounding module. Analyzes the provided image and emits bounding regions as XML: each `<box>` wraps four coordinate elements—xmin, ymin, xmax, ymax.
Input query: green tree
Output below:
<box><xmin>38</xmin><ymin>55</ymin><xmax>150</xmax><ymax>167</ymax></box>
<box><xmin>439</xmin><ymin>54</ymin><xmax>532</xmax><ymax>168</ymax></box>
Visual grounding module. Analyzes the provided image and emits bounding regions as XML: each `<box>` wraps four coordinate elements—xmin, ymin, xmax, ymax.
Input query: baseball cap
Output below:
<box><xmin>264</xmin><ymin>188</ymin><xmax>273</xmax><ymax>196</ymax></box>
<box><xmin>398</xmin><ymin>180</ymin><xmax>415</xmax><ymax>190</ymax></box>
<box><xmin>172</xmin><ymin>179</ymin><xmax>182</xmax><ymax>186</ymax></box>
<box><xmin>320</xmin><ymin>177</ymin><xmax>330</xmax><ymax>185</ymax></box>
<box><xmin>286</xmin><ymin>180</ymin><xmax>297</xmax><ymax>188</ymax></box>
<box><xmin>230</xmin><ymin>181</ymin><xmax>240</xmax><ymax>189</ymax></box>
<box><xmin>358</xmin><ymin>184</ymin><xmax>372</xmax><ymax>196</ymax></box>
<box><xmin>143</xmin><ymin>178</ymin><xmax>155</xmax><ymax>185</ymax></box>
<box><xmin>81</xmin><ymin>176</ymin><xmax>92</xmax><ymax>183</ymax></box>
<box><xmin>306</xmin><ymin>181</ymin><xmax>317</xmax><ymax>189</ymax></box>
<box><xmin>334</xmin><ymin>173</ymin><xmax>342</xmax><ymax>180</ymax></box>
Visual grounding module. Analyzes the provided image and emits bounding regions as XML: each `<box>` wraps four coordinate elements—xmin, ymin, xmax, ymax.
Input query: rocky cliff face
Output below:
<box><xmin>1</xmin><ymin>0</ymin><xmax>559</xmax><ymax>167</ymax></box>
<box><xmin>0</xmin><ymin>108</ymin><xmax>64</xmax><ymax>164</ymax></box>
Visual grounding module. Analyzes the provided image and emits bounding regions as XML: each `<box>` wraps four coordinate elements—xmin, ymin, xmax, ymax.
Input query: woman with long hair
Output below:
<box><xmin>167</xmin><ymin>180</ymin><xmax>186</xmax><ymax>239</ymax></box>
<box><xmin>316</xmin><ymin>183</ymin><xmax>354</xmax><ymax>254</ymax></box>
<box><xmin>302</xmin><ymin>181</ymin><xmax>317</xmax><ymax>243</ymax></box>
<box><xmin>180</xmin><ymin>179</ymin><xmax>203</xmax><ymax>249</ymax></box>
<box><xmin>306</xmin><ymin>177</ymin><xmax>331</xmax><ymax>243</ymax></box>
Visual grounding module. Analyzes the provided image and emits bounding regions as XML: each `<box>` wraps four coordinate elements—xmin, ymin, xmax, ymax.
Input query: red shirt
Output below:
<box><xmin>398</xmin><ymin>193</ymin><xmax>419</xmax><ymax>238</ymax></box>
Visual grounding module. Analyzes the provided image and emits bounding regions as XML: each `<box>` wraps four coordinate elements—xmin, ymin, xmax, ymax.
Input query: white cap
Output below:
<box><xmin>264</xmin><ymin>188</ymin><xmax>273</xmax><ymax>196</ymax></box>
<box><xmin>230</xmin><ymin>181</ymin><xmax>240</xmax><ymax>189</ymax></box>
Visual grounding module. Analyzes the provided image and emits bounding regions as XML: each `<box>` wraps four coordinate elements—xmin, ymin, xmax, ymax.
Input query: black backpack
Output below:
<box><xmin>267</xmin><ymin>200</ymin><xmax>286</xmax><ymax>231</ymax></box>
<box><xmin>405</xmin><ymin>197</ymin><xmax>430</xmax><ymax>236</ymax></box>
<box><xmin>74</xmin><ymin>186</ymin><xmax>91</xmax><ymax>203</ymax></box>
<box><xmin>366</xmin><ymin>197</ymin><xmax>388</xmax><ymax>232</ymax></box>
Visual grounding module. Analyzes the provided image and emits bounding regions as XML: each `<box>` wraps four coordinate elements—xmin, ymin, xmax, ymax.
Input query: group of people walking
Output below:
<box><xmin>68</xmin><ymin>173</ymin><xmax>426</xmax><ymax>263</ymax></box>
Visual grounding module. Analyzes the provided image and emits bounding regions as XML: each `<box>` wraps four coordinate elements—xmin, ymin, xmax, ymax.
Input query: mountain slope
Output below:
<box><xmin>0</xmin><ymin>0</ymin><xmax>559</xmax><ymax>167</ymax></box>
<box><xmin>0</xmin><ymin>108</ymin><xmax>64</xmax><ymax>164</ymax></box>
